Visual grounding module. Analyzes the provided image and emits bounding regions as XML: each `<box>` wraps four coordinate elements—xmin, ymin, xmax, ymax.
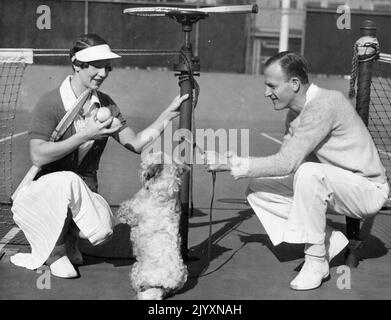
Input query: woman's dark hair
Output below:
<box><xmin>264</xmin><ymin>51</ymin><xmax>309</xmax><ymax>84</ymax></box>
<box><xmin>69</xmin><ymin>34</ymin><xmax>108</xmax><ymax>69</ymax></box>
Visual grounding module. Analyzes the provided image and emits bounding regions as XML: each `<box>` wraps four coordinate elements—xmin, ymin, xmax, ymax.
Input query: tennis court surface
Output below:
<box><xmin>1</xmin><ymin>67</ymin><xmax>391</xmax><ymax>300</ymax></box>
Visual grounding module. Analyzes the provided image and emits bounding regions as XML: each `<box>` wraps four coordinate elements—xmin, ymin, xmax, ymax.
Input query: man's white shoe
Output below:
<box><xmin>50</xmin><ymin>256</ymin><xmax>78</xmax><ymax>279</ymax></box>
<box><xmin>325</xmin><ymin>228</ymin><xmax>349</xmax><ymax>263</ymax></box>
<box><xmin>290</xmin><ymin>256</ymin><xmax>329</xmax><ymax>290</ymax></box>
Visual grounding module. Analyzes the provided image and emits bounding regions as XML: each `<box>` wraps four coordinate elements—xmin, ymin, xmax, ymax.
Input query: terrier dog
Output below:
<box><xmin>116</xmin><ymin>152</ymin><xmax>189</xmax><ymax>300</ymax></box>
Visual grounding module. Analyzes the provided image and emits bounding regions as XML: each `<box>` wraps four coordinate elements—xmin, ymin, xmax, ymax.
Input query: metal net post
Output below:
<box><xmin>346</xmin><ymin>20</ymin><xmax>379</xmax><ymax>267</ymax></box>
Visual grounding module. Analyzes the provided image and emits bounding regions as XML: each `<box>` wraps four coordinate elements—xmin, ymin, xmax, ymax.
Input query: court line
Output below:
<box><xmin>0</xmin><ymin>131</ymin><xmax>28</xmax><ymax>143</ymax></box>
<box><xmin>0</xmin><ymin>227</ymin><xmax>20</xmax><ymax>252</ymax></box>
<box><xmin>260</xmin><ymin>132</ymin><xmax>282</xmax><ymax>145</ymax></box>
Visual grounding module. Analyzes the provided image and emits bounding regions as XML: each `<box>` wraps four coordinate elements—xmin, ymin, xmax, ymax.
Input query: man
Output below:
<box><xmin>204</xmin><ymin>51</ymin><xmax>389</xmax><ymax>290</ymax></box>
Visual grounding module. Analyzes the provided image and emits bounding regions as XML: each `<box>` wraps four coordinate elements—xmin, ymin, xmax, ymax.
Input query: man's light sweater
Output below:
<box><xmin>243</xmin><ymin>84</ymin><xmax>387</xmax><ymax>184</ymax></box>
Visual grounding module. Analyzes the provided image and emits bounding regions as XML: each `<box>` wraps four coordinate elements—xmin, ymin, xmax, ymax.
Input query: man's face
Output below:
<box><xmin>78</xmin><ymin>59</ymin><xmax>112</xmax><ymax>90</ymax></box>
<box><xmin>264</xmin><ymin>62</ymin><xmax>296</xmax><ymax>110</ymax></box>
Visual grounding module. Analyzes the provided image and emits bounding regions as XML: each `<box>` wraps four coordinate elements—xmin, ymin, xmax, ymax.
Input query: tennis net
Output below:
<box><xmin>368</xmin><ymin>53</ymin><xmax>391</xmax><ymax>186</ymax></box>
<box><xmin>0</xmin><ymin>50</ymin><xmax>32</xmax><ymax>206</ymax></box>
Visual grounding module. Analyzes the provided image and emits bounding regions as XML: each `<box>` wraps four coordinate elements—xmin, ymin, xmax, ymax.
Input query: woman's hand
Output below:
<box><xmin>82</xmin><ymin>109</ymin><xmax>122</xmax><ymax>141</ymax></box>
<box><xmin>163</xmin><ymin>94</ymin><xmax>189</xmax><ymax>121</ymax></box>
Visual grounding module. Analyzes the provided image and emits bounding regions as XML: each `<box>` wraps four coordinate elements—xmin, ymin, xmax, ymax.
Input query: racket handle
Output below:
<box><xmin>11</xmin><ymin>165</ymin><xmax>40</xmax><ymax>201</ymax></box>
<box><xmin>202</xmin><ymin>4</ymin><xmax>258</xmax><ymax>14</ymax></box>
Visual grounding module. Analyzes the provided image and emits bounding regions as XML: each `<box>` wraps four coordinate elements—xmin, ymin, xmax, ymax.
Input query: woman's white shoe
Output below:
<box><xmin>49</xmin><ymin>256</ymin><xmax>78</xmax><ymax>279</ymax></box>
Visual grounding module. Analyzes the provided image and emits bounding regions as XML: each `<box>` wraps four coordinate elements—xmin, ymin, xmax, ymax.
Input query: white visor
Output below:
<box><xmin>73</xmin><ymin>44</ymin><xmax>121</xmax><ymax>62</ymax></box>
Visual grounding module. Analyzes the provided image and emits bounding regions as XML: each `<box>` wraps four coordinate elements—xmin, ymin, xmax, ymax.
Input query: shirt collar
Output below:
<box><xmin>304</xmin><ymin>83</ymin><xmax>320</xmax><ymax>106</ymax></box>
<box><xmin>59</xmin><ymin>75</ymin><xmax>100</xmax><ymax>113</ymax></box>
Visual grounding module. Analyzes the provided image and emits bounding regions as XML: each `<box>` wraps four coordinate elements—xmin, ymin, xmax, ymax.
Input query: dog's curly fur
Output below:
<box><xmin>116</xmin><ymin>152</ymin><xmax>189</xmax><ymax>300</ymax></box>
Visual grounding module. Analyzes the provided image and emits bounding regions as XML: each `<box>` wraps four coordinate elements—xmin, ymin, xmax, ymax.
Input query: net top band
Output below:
<box><xmin>0</xmin><ymin>49</ymin><xmax>33</xmax><ymax>64</ymax></box>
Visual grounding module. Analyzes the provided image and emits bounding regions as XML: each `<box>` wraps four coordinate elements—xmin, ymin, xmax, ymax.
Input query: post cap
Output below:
<box><xmin>360</xmin><ymin>20</ymin><xmax>376</xmax><ymax>36</ymax></box>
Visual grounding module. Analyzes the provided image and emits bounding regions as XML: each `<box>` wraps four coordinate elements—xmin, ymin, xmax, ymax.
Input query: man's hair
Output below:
<box><xmin>264</xmin><ymin>51</ymin><xmax>309</xmax><ymax>84</ymax></box>
<box><xmin>69</xmin><ymin>34</ymin><xmax>108</xmax><ymax>69</ymax></box>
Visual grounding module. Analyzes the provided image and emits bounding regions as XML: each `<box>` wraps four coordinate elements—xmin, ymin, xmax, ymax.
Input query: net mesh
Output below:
<box><xmin>368</xmin><ymin>56</ymin><xmax>391</xmax><ymax>185</ymax></box>
<box><xmin>1</xmin><ymin>53</ymin><xmax>30</xmax><ymax>241</ymax></box>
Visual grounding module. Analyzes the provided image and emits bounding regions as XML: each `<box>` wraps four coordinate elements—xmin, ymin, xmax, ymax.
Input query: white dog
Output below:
<box><xmin>116</xmin><ymin>152</ymin><xmax>189</xmax><ymax>300</ymax></box>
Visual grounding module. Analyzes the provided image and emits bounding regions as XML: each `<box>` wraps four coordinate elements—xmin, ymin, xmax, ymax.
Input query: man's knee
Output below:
<box><xmin>245</xmin><ymin>184</ymin><xmax>253</xmax><ymax>198</ymax></box>
<box><xmin>294</xmin><ymin>162</ymin><xmax>324</xmax><ymax>188</ymax></box>
<box><xmin>246</xmin><ymin>182</ymin><xmax>269</xmax><ymax>203</ymax></box>
<box><xmin>246</xmin><ymin>178</ymin><xmax>271</xmax><ymax>198</ymax></box>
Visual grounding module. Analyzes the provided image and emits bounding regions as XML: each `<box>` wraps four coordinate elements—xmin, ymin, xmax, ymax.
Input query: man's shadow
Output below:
<box><xmin>236</xmin><ymin>216</ymin><xmax>388</xmax><ymax>271</ymax></box>
<box><xmin>238</xmin><ymin>234</ymin><xmax>305</xmax><ymax>263</ymax></box>
<box><xmin>336</xmin><ymin>215</ymin><xmax>388</xmax><ymax>264</ymax></box>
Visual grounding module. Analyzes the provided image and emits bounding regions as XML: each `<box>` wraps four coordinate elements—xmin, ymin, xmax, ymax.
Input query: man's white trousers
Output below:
<box><xmin>246</xmin><ymin>162</ymin><xmax>389</xmax><ymax>249</ymax></box>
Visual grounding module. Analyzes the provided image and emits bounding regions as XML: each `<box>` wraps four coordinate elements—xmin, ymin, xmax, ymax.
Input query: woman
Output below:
<box><xmin>10</xmin><ymin>34</ymin><xmax>188</xmax><ymax>278</ymax></box>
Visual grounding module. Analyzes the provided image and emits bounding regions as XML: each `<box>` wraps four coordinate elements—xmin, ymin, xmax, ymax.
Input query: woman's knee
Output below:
<box><xmin>90</xmin><ymin>226</ymin><xmax>114</xmax><ymax>246</ymax></box>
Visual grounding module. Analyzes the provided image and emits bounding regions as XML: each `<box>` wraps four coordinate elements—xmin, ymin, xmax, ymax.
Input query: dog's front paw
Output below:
<box><xmin>137</xmin><ymin>288</ymin><xmax>164</xmax><ymax>300</ymax></box>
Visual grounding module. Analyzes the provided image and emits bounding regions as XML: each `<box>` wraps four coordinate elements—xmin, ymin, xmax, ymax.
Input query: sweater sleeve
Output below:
<box><xmin>29</xmin><ymin>92</ymin><xmax>60</xmax><ymax>141</ymax></box>
<box><xmin>247</xmin><ymin>101</ymin><xmax>335</xmax><ymax>177</ymax></box>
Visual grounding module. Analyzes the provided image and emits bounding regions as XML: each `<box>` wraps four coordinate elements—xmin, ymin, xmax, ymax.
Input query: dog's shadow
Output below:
<box><xmin>78</xmin><ymin>223</ymin><xmax>135</xmax><ymax>268</ymax></box>
<box><xmin>178</xmin><ymin>208</ymin><xmax>254</xmax><ymax>294</ymax></box>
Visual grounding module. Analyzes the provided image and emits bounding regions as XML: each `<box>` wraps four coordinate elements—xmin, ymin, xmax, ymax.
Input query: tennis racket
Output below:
<box><xmin>11</xmin><ymin>89</ymin><xmax>91</xmax><ymax>201</ymax></box>
<box><xmin>124</xmin><ymin>5</ymin><xmax>258</xmax><ymax>17</ymax></box>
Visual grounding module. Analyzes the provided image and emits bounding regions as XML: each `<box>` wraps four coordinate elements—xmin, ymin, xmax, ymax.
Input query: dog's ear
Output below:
<box><xmin>172</xmin><ymin>157</ymin><xmax>190</xmax><ymax>176</ymax></box>
<box><xmin>140</xmin><ymin>152</ymin><xmax>165</xmax><ymax>187</ymax></box>
<box><xmin>140</xmin><ymin>163</ymin><xmax>164</xmax><ymax>187</ymax></box>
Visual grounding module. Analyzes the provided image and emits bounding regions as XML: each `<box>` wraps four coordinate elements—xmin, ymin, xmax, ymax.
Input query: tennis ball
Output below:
<box><xmin>110</xmin><ymin>117</ymin><xmax>121</xmax><ymax>129</ymax></box>
<box><xmin>96</xmin><ymin>107</ymin><xmax>111</xmax><ymax>122</ymax></box>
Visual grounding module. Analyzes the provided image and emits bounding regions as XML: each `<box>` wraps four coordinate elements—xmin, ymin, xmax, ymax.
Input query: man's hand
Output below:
<box><xmin>202</xmin><ymin>151</ymin><xmax>233</xmax><ymax>172</ymax></box>
<box><xmin>202</xmin><ymin>151</ymin><xmax>251</xmax><ymax>179</ymax></box>
<box><xmin>229</xmin><ymin>156</ymin><xmax>250</xmax><ymax>180</ymax></box>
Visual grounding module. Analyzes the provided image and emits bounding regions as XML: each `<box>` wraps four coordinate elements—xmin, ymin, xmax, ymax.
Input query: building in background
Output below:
<box><xmin>5</xmin><ymin>0</ymin><xmax>390</xmax><ymax>74</ymax></box>
<box><xmin>250</xmin><ymin>0</ymin><xmax>391</xmax><ymax>74</ymax></box>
